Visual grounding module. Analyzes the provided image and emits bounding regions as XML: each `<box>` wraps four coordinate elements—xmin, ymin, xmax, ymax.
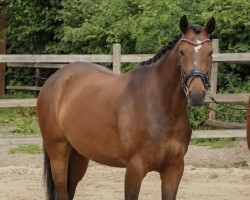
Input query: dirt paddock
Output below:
<box><xmin>1</xmin><ymin>140</ymin><xmax>250</xmax><ymax>200</ymax></box>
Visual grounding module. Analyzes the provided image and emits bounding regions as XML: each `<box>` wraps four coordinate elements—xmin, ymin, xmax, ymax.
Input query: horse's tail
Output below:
<box><xmin>247</xmin><ymin>98</ymin><xmax>250</xmax><ymax>150</ymax></box>
<box><xmin>44</xmin><ymin>147</ymin><xmax>57</xmax><ymax>200</ymax></box>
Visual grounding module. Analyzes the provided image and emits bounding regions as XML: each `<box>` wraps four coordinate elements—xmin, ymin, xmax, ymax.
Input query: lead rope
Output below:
<box><xmin>204</xmin><ymin>93</ymin><xmax>250</xmax><ymax>117</ymax></box>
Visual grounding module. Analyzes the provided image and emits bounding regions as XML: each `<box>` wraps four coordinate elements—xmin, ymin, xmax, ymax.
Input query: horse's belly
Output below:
<box><xmin>65</xmin><ymin>126</ymin><xmax>127</xmax><ymax>168</ymax></box>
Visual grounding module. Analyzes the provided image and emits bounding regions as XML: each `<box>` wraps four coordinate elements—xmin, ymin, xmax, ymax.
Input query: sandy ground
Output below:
<box><xmin>0</xmin><ymin>139</ymin><xmax>250</xmax><ymax>200</ymax></box>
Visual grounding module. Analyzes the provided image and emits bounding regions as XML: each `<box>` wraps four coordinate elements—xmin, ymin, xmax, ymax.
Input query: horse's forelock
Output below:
<box><xmin>190</xmin><ymin>24</ymin><xmax>202</xmax><ymax>34</ymax></box>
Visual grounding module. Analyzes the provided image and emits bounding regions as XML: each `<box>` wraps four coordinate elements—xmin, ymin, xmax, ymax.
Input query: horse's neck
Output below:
<box><xmin>153</xmin><ymin>48</ymin><xmax>188</xmax><ymax>115</ymax></box>
<box><xmin>125</xmin><ymin>46</ymin><xmax>188</xmax><ymax>116</ymax></box>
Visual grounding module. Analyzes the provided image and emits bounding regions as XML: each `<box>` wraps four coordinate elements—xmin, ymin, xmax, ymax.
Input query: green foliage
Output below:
<box><xmin>11</xmin><ymin>116</ymin><xmax>38</xmax><ymax>135</ymax></box>
<box><xmin>1</xmin><ymin>0</ymin><xmax>249</xmax><ymax>76</ymax></box>
<box><xmin>188</xmin><ymin>106</ymin><xmax>209</xmax><ymax>130</ymax></box>
<box><xmin>0</xmin><ymin>0</ymin><xmax>62</xmax><ymax>53</ymax></box>
<box><xmin>5</xmin><ymin>68</ymin><xmax>36</xmax><ymax>87</ymax></box>
<box><xmin>218</xmin><ymin>65</ymin><xmax>250</xmax><ymax>93</ymax></box>
<box><xmin>9</xmin><ymin>144</ymin><xmax>42</xmax><ymax>154</ymax></box>
<box><xmin>57</xmin><ymin>0</ymin><xmax>131</xmax><ymax>53</ymax></box>
<box><xmin>0</xmin><ymin>107</ymin><xmax>39</xmax><ymax>136</ymax></box>
<box><xmin>199</xmin><ymin>0</ymin><xmax>250</xmax><ymax>76</ymax></box>
<box><xmin>125</xmin><ymin>0</ymin><xmax>182</xmax><ymax>53</ymax></box>
<box><xmin>2</xmin><ymin>0</ymin><xmax>249</xmax><ymax>55</ymax></box>
<box><xmin>0</xmin><ymin>107</ymin><xmax>15</xmax><ymax>123</ymax></box>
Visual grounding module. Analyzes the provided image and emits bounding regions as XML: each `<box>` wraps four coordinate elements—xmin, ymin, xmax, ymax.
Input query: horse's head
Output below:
<box><xmin>178</xmin><ymin>15</ymin><xmax>215</xmax><ymax>106</ymax></box>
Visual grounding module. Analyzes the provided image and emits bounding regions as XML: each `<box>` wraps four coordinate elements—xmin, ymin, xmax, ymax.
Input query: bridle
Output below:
<box><xmin>178</xmin><ymin>38</ymin><xmax>212</xmax><ymax>96</ymax></box>
<box><xmin>178</xmin><ymin>38</ymin><xmax>250</xmax><ymax>117</ymax></box>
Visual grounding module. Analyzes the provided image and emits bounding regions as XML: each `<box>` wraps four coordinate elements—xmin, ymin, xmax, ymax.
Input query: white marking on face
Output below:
<box><xmin>194</xmin><ymin>61</ymin><xmax>198</xmax><ymax>66</ymax></box>
<box><xmin>196</xmin><ymin>40</ymin><xmax>202</xmax><ymax>44</ymax></box>
<box><xmin>194</xmin><ymin>40</ymin><xmax>202</xmax><ymax>53</ymax></box>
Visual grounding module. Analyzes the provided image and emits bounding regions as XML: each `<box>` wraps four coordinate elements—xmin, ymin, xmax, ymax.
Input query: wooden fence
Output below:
<box><xmin>0</xmin><ymin>40</ymin><xmax>249</xmax><ymax>138</ymax></box>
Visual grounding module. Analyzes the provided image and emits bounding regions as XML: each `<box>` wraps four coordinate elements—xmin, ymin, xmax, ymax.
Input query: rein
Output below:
<box><xmin>178</xmin><ymin>38</ymin><xmax>212</xmax><ymax>96</ymax></box>
<box><xmin>204</xmin><ymin>94</ymin><xmax>250</xmax><ymax>117</ymax></box>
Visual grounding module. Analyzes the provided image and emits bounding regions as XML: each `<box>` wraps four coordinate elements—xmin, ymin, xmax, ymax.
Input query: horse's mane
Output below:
<box><xmin>140</xmin><ymin>34</ymin><xmax>182</xmax><ymax>66</ymax></box>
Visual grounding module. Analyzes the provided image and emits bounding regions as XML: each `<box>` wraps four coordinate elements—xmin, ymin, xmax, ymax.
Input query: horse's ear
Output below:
<box><xmin>179</xmin><ymin>15</ymin><xmax>189</xmax><ymax>34</ymax></box>
<box><xmin>205</xmin><ymin>17</ymin><xmax>215</xmax><ymax>34</ymax></box>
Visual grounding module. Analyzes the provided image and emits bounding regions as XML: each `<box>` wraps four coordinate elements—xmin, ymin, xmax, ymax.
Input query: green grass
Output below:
<box><xmin>0</xmin><ymin>92</ymin><xmax>39</xmax><ymax>136</ymax></box>
<box><xmin>0</xmin><ymin>107</ymin><xmax>39</xmax><ymax>136</ymax></box>
<box><xmin>3</xmin><ymin>91</ymin><xmax>36</xmax><ymax>99</ymax></box>
<box><xmin>190</xmin><ymin>138</ymin><xmax>241</xmax><ymax>149</ymax></box>
<box><xmin>10</xmin><ymin>116</ymin><xmax>39</xmax><ymax>135</ymax></box>
<box><xmin>9</xmin><ymin>144</ymin><xmax>42</xmax><ymax>154</ymax></box>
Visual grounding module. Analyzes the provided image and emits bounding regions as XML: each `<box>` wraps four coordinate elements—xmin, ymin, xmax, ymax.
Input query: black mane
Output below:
<box><xmin>140</xmin><ymin>34</ymin><xmax>182</xmax><ymax>66</ymax></box>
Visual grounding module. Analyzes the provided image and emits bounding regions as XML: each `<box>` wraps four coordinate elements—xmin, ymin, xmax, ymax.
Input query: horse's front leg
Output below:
<box><xmin>160</xmin><ymin>160</ymin><xmax>184</xmax><ymax>200</ymax></box>
<box><xmin>124</xmin><ymin>156</ymin><xmax>147</xmax><ymax>200</ymax></box>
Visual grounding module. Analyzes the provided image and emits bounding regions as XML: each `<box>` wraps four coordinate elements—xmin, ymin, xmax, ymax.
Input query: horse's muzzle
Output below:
<box><xmin>188</xmin><ymin>90</ymin><xmax>206</xmax><ymax>106</ymax></box>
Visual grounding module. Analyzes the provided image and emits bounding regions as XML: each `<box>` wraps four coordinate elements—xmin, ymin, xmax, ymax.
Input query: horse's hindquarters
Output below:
<box><xmin>38</xmin><ymin>63</ymin><xmax>128</xmax><ymax>168</ymax></box>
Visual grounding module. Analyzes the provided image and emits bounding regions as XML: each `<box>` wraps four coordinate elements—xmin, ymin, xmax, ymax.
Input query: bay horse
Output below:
<box><xmin>247</xmin><ymin>98</ymin><xmax>250</xmax><ymax>150</ymax></box>
<box><xmin>37</xmin><ymin>15</ymin><xmax>215</xmax><ymax>200</ymax></box>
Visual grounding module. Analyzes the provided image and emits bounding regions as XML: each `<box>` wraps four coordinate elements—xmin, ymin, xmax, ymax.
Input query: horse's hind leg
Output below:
<box><xmin>45</xmin><ymin>140</ymin><xmax>72</xmax><ymax>200</ymax></box>
<box><xmin>68</xmin><ymin>148</ymin><xmax>89</xmax><ymax>199</ymax></box>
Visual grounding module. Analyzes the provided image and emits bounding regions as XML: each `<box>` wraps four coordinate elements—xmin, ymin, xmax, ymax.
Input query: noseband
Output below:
<box><xmin>178</xmin><ymin>38</ymin><xmax>212</xmax><ymax>96</ymax></box>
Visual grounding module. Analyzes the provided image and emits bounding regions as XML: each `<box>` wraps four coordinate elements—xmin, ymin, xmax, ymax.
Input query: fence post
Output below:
<box><xmin>208</xmin><ymin>39</ymin><xmax>219</xmax><ymax>120</ymax></box>
<box><xmin>35</xmin><ymin>68</ymin><xmax>40</xmax><ymax>96</ymax></box>
<box><xmin>112</xmin><ymin>44</ymin><xmax>121</xmax><ymax>74</ymax></box>
<box><xmin>0</xmin><ymin>8</ymin><xmax>6</xmax><ymax>97</ymax></box>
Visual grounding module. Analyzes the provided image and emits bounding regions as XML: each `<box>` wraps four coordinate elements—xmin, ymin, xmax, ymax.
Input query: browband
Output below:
<box><xmin>179</xmin><ymin>38</ymin><xmax>211</xmax><ymax>46</ymax></box>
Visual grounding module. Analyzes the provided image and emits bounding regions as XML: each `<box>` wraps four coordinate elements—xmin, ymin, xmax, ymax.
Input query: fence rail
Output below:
<box><xmin>1</xmin><ymin>53</ymin><xmax>250</xmax><ymax>64</ymax></box>
<box><xmin>0</xmin><ymin>40</ymin><xmax>249</xmax><ymax>138</ymax></box>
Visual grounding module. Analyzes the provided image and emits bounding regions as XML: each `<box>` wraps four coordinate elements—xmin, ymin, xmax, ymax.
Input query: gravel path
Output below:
<box><xmin>0</xmin><ymin>137</ymin><xmax>250</xmax><ymax>199</ymax></box>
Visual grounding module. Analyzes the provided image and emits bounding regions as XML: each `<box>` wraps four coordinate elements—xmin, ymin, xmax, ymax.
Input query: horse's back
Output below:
<box><xmin>51</xmin><ymin>61</ymin><xmax>115</xmax><ymax>82</ymax></box>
